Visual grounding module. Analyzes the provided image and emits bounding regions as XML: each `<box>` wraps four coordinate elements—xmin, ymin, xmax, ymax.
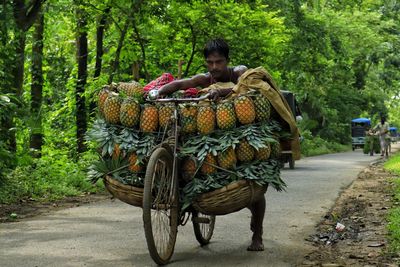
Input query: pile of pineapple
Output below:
<box><xmin>87</xmin><ymin>81</ymin><xmax>286</xmax><ymax>208</ymax></box>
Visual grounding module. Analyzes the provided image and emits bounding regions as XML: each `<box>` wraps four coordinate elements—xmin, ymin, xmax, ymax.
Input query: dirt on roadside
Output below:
<box><xmin>0</xmin><ymin>192</ymin><xmax>109</xmax><ymax>223</ymax></box>
<box><xmin>300</xmin><ymin>159</ymin><xmax>400</xmax><ymax>267</ymax></box>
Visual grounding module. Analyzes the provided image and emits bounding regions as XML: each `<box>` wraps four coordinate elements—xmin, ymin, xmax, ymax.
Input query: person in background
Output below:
<box><xmin>373</xmin><ymin>115</ymin><xmax>390</xmax><ymax>158</ymax></box>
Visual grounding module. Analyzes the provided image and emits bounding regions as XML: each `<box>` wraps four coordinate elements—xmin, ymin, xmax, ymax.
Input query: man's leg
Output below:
<box><xmin>247</xmin><ymin>195</ymin><xmax>266</xmax><ymax>251</ymax></box>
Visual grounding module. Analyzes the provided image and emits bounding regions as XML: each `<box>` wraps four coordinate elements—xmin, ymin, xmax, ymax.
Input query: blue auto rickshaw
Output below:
<box><xmin>390</xmin><ymin>127</ymin><xmax>398</xmax><ymax>143</ymax></box>
<box><xmin>351</xmin><ymin>118</ymin><xmax>371</xmax><ymax>150</ymax></box>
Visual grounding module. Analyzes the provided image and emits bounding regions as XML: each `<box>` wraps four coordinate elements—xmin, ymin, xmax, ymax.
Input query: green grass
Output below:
<box><xmin>0</xmin><ymin>150</ymin><xmax>103</xmax><ymax>204</ymax></box>
<box><xmin>385</xmin><ymin>153</ymin><xmax>400</xmax><ymax>253</ymax></box>
<box><xmin>300</xmin><ymin>131</ymin><xmax>350</xmax><ymax>157</ymax></box>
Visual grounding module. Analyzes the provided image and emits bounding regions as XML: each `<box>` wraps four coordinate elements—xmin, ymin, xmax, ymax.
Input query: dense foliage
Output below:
<box><xmin>0</xmin><ymin>0</ymin><xmax>399</xmax><ymax>201</ymax></box>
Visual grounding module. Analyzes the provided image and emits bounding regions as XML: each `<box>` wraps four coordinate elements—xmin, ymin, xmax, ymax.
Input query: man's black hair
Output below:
<box><xmin>203</xmin><ymin>38</ymin><xmax>229</xmax><ymax>60</ymax></box>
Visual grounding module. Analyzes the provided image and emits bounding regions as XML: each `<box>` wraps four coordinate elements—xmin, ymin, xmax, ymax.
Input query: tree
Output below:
<box><xmin>30</xmin><ymin>10</ymin><xmax>45</xmax><ymax>157</ymax></box>
<box><xmin>75</xmin><ymin>1</ymin><xmax>88</xmax><ymax>153</ymax></box>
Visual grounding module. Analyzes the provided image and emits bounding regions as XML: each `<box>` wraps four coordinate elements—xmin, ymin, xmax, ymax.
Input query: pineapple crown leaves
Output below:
<box><xmin>118</xmin><ymin>128</ymin><xmax>140</xmax><ymax>151</ymax></box>
<box><xmin>87</xmin><ymin>156</ymin><xmax>131</xmax><ymax>184</ymax></box>
<box><xmin>86</xmin><ymin>118</ymin><xmax>121</xmax><ymax>157</ymax></box>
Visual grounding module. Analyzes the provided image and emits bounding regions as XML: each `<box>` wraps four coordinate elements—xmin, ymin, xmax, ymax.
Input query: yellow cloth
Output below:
<box><xmin>231</xmin><ymin>67</ymin><xmax>301</xmax><ymax>160</ymax></box>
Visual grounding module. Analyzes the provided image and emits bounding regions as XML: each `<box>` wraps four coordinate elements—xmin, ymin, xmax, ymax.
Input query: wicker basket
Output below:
<box><xmin>193</xmin><ymin>180</ymin><xmax>267</xmax><ymax>216</ymax></box>
<box><xmin>103</xmin><ymin>175</ymin><xmax>143</xmax><ymax>207</ymax></box>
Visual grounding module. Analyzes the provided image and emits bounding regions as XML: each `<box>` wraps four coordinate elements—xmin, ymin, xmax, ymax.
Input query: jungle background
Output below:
<box><xmin>0</xmin><ymin>0</ymin><xmax>399</xmax><ymax>203</ymax></box>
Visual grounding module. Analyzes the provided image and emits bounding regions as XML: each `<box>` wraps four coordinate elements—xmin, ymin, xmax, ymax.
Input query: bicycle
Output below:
<box><xmin>142</xmin><ymin>93</ymin><xmax>216</xmax><ymax>265</ymax></box>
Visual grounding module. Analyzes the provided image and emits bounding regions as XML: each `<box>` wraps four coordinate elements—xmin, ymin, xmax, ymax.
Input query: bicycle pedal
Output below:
<box><xmin>192</xmin><ymin>217</ymin><xmax>210</xmax><ymax>224</ymax></box>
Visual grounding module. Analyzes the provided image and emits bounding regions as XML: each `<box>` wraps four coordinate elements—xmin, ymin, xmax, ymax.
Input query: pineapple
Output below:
<box><xmin>180</xmin><ymin>104</ymin><xmax>197</xmax><ymax>134</ymax></box>
<box><xmin>197</xmin><ymin>105</ymin><xmax>216</xmax><ymax>135</ymax></box>
<box><xmin>216</xmin><ymin>101</ymin><xmax>236</xmax><ymax>130</ymax></box>
<box><xmin>253</xmin><ymin>94</ymin><xmax>271</xmax><ymax>122</ymax></box>
<box><xmin>255</xmin><ymin>143</ymin><xmax>271</xmax><ymax>161</ymax></box>
<box><xmin>104</xmin><ymin>92</ymin><xmax>122</xmax><ymax>124</ymax></box>
<box><xmin>217</xmin><ymin>147</ymin><xmax>237</xmax><ymax>170</ymax></box>
<box><xmin>270</xmin><ymin>141</ymin><xmax>281</xmax><ymax>159</ymax></box>
<box><xmin>235</xmin><ymin>139</ymin><xmax>255</xmax><ymax>162</ymax></box>
<box><xmin>112</xmin><ymin>144</ymin><xmax>122</xmax><ymax>159</ymax></box>
<box><xmin>98</xmin><ymin>86</ymin><xmax>110</xmax><ymax>116</ymax></box>
<box><xmin>128</xmin><ymin>152</ymin><xmax>142</xmax><ymax>173</ymax></box>
<box><xmin>118</xmin><ymin>81</ymin><xmax>144</xmax><ymax>99</ymax></box>
<box><xmin>233</xmin><ymin>95</ymin><xmax>256</xmax><ymax>125</ymax></box>
<box><xmin>182</xmin><ymin>157</ymin><xmax>197</xmax><ymax>181</ymax></box>
<box><xmin>200</xmin><ymin>153</ymin><xmax>217</xmax><ymax>175</ymax></box>
<box><xmin>120</xmin><ymin>97</ymin><xmax>140</xmax><ymax>128</ymax></box>
<box><xmin>140</xmin><ymin>104</ymin><xmax>159</xmax><ymax>133</ymax></box>
<box><xmin>158</xmin><ymin>104</ymin><xmax>174</xmax><ymax>128</ymax></box>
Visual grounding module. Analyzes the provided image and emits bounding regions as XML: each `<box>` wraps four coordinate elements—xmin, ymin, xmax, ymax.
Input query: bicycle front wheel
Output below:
<box><xmin>143</xmin><ymin>147</ymin><xmax>178</xmax><ymax>265</ymax></box>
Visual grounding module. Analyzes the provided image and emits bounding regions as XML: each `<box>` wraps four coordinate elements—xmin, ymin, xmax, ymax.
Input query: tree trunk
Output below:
<box><xmin>183</xmin><ymin>23</ymin><xmax>196</xmax><ymax>77</ymax></box>
<box><xmin>132</xmin><ymin>19</ymin><xmax>149</xmax><ymax>81</ymax></box>
<box><xmin>89</xmin><ymin>6</ymin><xmax>111</xmax><ymax>117</ymax></box>
<box><xmin>132</xmin><ymin>61</ymin><xmax>140</xmax><ymax>81</ymax></box>
<box><xmin>75</xmin><ymin>3</ymin><xmax>88</xmax><ymax>153</ymax></box>
<box><xmin>108</xmin><ymin>19</ymin><xmax>129</xmax><ymax>84</ymax></box>
<box><xmin>8</xmin><ymin>0</ymin><xmax>45</xmax><ymax>152</ymax></box>
<box><xmin>29</xmin><ymin>11</ymin><xmax>44</xmax><ymax>157</ymax></box>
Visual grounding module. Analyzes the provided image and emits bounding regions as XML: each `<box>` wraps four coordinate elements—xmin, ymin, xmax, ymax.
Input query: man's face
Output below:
<box><xmin>206</xmin><ymin>52</ymin><xmax>229</xmax><ymax>79</ymax></box>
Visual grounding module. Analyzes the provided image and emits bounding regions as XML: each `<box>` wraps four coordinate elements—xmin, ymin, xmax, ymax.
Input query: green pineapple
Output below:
<box><xmin>253</xmin><ymin>94</ymin><xmax>271</xmax><ymax>122</ymax></box>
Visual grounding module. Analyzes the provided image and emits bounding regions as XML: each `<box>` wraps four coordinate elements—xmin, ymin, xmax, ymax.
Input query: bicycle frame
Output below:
<box><xmin>149</xmin><ymin>94</ymin><xmax>210</xmax><ymax>204</ymax></box>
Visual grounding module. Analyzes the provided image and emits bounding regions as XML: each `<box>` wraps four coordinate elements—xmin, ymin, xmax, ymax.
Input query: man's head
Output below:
<box><xmin>203</xmin><ymin>39</ymin><xmax>230</xmax><ymax>79</ymax></box>
<box><xmin>381</xmin><ymin>115</ymin><xmax>386</xmax><ymax>124</ymax></box>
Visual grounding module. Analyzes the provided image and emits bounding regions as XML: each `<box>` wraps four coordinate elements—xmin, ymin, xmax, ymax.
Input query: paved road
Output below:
<box><xmin>0</xmin><ymin>150</ymin><xmax>386</xmax><ymax>267</ymax></box>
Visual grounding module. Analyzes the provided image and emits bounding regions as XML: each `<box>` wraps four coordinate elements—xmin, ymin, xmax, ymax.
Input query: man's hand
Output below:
<box><xmin>208</xmin><ymin>89</ymin><xmax>220</xmax><ymax>101</ymax></box>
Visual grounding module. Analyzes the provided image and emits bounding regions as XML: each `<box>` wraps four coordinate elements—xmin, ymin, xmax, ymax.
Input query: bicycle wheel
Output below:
<box><xmin>143</xmin><ymin>147</ymin><xmax>178</xmax><ymax>265</ymax></box>
<box><xmin>192</xmin><ymin>211</ymin><xmax>216</xmax><ymax>245</ymax></box>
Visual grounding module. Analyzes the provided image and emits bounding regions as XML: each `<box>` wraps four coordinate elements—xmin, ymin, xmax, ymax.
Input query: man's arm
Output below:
<box><xmin>158</xmin><ymin>74</ymin><xmax>209</xmax><ymax>96</ymax></box>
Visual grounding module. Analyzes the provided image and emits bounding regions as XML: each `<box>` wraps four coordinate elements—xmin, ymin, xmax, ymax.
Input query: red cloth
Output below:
<box><xmin>143</xmin><ymin>73</ymin><xmax>174</xmax><ymax>92</ymax></box>
<box><xmin>143</xmin><ymin>73</ymin><xmax>199</xmax><ymax>97</ymax></box>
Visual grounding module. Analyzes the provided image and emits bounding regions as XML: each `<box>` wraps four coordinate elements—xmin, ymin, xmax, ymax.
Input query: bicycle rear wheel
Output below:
<box><xmin>143</xmin><ymin>147</ymin><xmax>178</xmax><ymax>265</ymax></box>
<box><xmin>192</xmin><ymin>211</ymin><xmax>216</xmax><ymax>245</ymax></box>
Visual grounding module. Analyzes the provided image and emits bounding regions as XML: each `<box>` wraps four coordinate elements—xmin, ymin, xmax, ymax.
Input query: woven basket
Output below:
<box><xmin>193</xmin><ymin>180</ymin><xmax>267</xmax><ymax>216</ymax></box>
<box><xmin>103</xmin><ymin>175</ymin><xmax>143</xmax><ymax>207</ymax></box>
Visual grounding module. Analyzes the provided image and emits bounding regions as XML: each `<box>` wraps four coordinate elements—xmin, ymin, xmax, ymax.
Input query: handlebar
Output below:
<box><xmin>148</xmin><ymin>93</ymin><xmax>210</xmax><ymax>103</ymax></box>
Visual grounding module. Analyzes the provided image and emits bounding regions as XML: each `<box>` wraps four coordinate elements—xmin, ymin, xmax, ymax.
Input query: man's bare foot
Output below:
<box><xmin>247</xmin><ymin>239</ymin><xmax>264</xmax><ymax>251</ymax></box>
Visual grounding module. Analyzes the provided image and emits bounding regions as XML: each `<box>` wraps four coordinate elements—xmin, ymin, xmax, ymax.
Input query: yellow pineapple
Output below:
<box><xmin>233</xmin><ymin>95</ymin><xmax>256</xmax><ymax>125</ymax></box>
<box><xmin>200</xmin><ymin>153</ymin><xmax>217</xmax><ymax>175</ymax></box>
<box><xmin>104</xmin><ymin>92</ymin><xmax>122</xmax><ymax>124</ymax></box>
<box><xmin>217</xmin><ymin>147</ymin><xmax>237</xmax><ymax>170</ymax></box>
<box><xmin>197</xmin><ymin>105</ymin><xmax>216</xmax><ymax>135</ymax></box>
<box><xmin>98</xmin><ymin>87</ymin><xmax>110</xmax><ymax>116</ymax></box>
<box><xmin>235</xmin><ymin>139</ymin><xmax>255</xmax><ymax>162</ymax></box>
<box><xmin>158</xmin><ymin>104</ymin><xmax>174</xmax><ymax>128</ymax></box>
<box><xmin>112</xmin><ymin>144</ymin><xmax>121</xmax><ymax>159</ymax></box>
<box><xmin>255</xmin><ymin>143</ymin><xmax>271</xmax><ymax>161</ymax></box>
<box><xmin>140</xmin><ymin>104</ymin><xmax>159</xmax><ymax>132</ymax></box>
<box><xmin>128</xmin><ymin>152</ymin><xmax>142</xmax><ymax>173</ymax></box>
<box><xmin>180</xmin><ymin>104</ymin><xmax>197</xmax><ymax>134</ymax></box>
<box><xmin>120</xmin><ymin>97</ymin><xmax>140</xmax><ymax>128</ymax></box>
<box><xmin>182</xmin><ymin>157</ymin><xmax>197</xmax><ymax>181</ymax></box>
<box><xmin>216</xmin><ymin>101</ymin><xmax>236</xmax><ymax>130</ymax></box>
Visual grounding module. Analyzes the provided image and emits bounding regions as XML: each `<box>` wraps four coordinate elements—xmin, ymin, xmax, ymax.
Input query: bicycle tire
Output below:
<box><xmin>143</xmin><ymin>147</ymin><xmax>178</xmax><ymax>265</ymax></box>
<box><xmin>192</xmin><ymin>211</ymin><xmax>216</xmax><ymax>246</ymax></box>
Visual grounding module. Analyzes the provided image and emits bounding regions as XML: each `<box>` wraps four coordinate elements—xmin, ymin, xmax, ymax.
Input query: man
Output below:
<box><xmin>151</xmin><ymin>39</ymin><xmax>266</xmax><ymax>251</ymax></box>
<box><xmin>153</xmin><ymin>38</ymin><xmax>247</xmax><ymax>100</ymax></box>
<box><xmin>373</xmin><ymin>115</ymin><xmax>390</xmax><ymax>158</ymax></box>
